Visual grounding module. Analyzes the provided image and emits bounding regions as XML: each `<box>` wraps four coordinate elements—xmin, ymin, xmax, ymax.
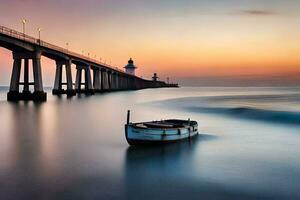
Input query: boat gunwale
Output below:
<box><xmin>128</xmin><ymin>120</ymin><xmax>198</xmax><ymax>131</ymax></box>
<box><xmin>129</xmin><ymin>130</ymin><xmax>197</xmax><ymax>137</ymax></box>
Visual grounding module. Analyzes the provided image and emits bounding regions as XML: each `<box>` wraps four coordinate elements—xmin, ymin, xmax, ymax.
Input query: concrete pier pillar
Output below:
<box><xmin>137</xmin><ymin>80</ymin><xmax>141</xmax><ymax>89</ymax></box>
<box><xmin>53</xmin><ymin>62</ymin><xmax>63</xmax><ymax>91</ymax></box>
<box><xmin>65</xmin><ymin>60</ymin><xmax>74</xmax><ymax>95</ymax></box>
<box><xmin>111</xmin><ymin>72</ymin><xmax>117</xmax><ymax>90</ymax></box>
<box><xmin>115</xmin><ymin>73</ymin><xmax>120</xmax><ymax>90</ymax></box>
<box><xmin>118</xmin><ymin>75</ymin><xmax>122</xmax><ymax>90</ymax></box>
<box><xmin>125</xmin><ymin>76</ymin><xmax>129</xmax><ymax>89</ymax></box>
<box><xmin>104</xmin><ymin>70</ymin><xmax>109</xmax><ymax>90</ymax></box>
<box><xmin>136</xmin><ymin>79</ymin><xmax>141</xmax><ymax>89</ymax></box>
<box><xmin>128</xmin><ymin>77</ymin><xmax>132</xmax><ymax>89</ymax></box>
<box><xmin>134</xmin><ymin>78</ymin><xmax>138</xmax><ymax>89</ymax></box>
<box><xmin>123</xmin><ymin>76</ymin><xmax>128</xmax><ymax>90</ymax></box>
<box><xmin>110</xmin><ymin>72</ymin><xmax>114</xmax><ymax>90</ymax></box>
<box><xmin>32</xmin><ymin>57</ymin><xmax>43</xmax><ymax>92</ymax></box>
<box><xmin>129</xmin><ymin>77</ymin><xmax>134</xmax><ymax>90</ymax></box>
<box><xmin>23</xmin><ymin>59</ymin><xmax>30</xmax><ymax>93</ymax></box>
<box><xmin>75</xmin><ymin>65</ymin><xmax>94</xmax><ymax>94</ymax></box>
<box><xmin>7</xmin><ymin>51</ymin><xmax>46</xmax><ymax>102</ymax></box>
<box><xmin>101</xmin><ymin>69</ymin><xmax>109</xmax><ymax>91</ymax></box>
<box><xmin>107</xmin><ymin>71</ymin><xmax>112</xmax><ymax>90</ymax></box>
<box><xmin>9</xmin><ymin>58</ymin><xmax>22</xmax><ymax>92</ymax></box>
<box><xmin>84</xmin><ymin>66</ymin><xmax>94</xmax><ymax>94</ymax></box>
<box><xmin>123</xmin><ymin>76</ymin><xmax>126</xmax><ymax>89</ymax></box>
<box><xmin>135</xmin><ymin>79</ymin><xmax>139</xmax><ymax>89</ymax></box>
<box><xmin>120</xmin><ymin>75</ymin><xmax>124</xmax><ymax>90</ymax></box>
<box><xmin>75</xmin><ymin>67</ymin><xmax>83</xmax><ymax>92</ymax></box>
<box><xmin>100</xmin><ymin>68</ymin><xmax>104</xmax><ymax>91</ymax></box>
<box><xmin>53</xmin><ymin>60</ymin><xmax>76</xmax><ymax>96</ymax></box>
<box><xmin>93</xmin><ymin>68</ymin><xmax>101</xmax><ymax>92</ymax></box>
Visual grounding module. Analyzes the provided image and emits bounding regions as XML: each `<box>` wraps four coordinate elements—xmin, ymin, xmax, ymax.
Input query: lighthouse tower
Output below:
<box><xmin>124</xmin><ymin>58</ymin><xmax>137</xmax><ymax>76</ymax></box>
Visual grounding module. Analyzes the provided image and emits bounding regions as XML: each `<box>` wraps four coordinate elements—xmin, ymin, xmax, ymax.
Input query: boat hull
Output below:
<box><xmin>125</xmin><ymin>124</ymin><xmax>198</xmax><ymax>145</ymax></box>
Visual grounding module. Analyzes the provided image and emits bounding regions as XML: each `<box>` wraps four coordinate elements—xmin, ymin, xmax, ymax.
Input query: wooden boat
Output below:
<box><xmin>125</xmin><ymin>110</ymin><xmax>198</xmax><ymax>145</ymax></box>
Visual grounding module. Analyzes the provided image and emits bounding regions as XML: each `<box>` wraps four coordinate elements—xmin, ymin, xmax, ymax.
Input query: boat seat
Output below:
<box><xmin>135</xmin><ymin>123</ymin><xmax>148</xmax><ymax>128</ymax></box>
<box><xmin>143</xmin><ymin>122</ymin><xmax>175</xmax><ymax>128</ymax></box>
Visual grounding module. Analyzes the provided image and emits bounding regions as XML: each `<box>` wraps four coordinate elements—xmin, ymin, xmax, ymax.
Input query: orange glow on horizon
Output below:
<box><xmin>0</xmin><ymin>0</ymin><xmax>300</xmax><ymax>85</ymax></box>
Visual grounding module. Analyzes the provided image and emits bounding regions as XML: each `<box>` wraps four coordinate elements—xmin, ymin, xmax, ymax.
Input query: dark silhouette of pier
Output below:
<box><xmin>0</xmin><ymin>25</ymin><xmax>178</xmax><ymax>102</ymax></box>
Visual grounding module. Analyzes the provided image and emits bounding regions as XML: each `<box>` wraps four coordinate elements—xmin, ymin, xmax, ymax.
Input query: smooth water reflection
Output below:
<box><xmin>0</xmin><ymin>87</ymin><xmax>300</xmax><ymax>199</ymax></box>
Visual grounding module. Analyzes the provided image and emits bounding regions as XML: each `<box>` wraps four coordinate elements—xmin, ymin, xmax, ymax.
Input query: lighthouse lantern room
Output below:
<box><xmin>124</xmin><ymin>58</ymin><xmax>137</xmax><ymax>75</ymax></box>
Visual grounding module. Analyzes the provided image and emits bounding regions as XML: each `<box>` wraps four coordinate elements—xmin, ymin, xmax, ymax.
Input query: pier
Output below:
<box><xmin>0</xmin><ymin>25</ymin><xmax>178</xmax><ymax>102</ymax></box>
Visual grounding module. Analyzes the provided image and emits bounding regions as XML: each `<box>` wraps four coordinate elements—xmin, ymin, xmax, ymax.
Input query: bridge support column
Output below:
<box><xmin>110</xmin><ymin>72</ymin><xmax>114</xmax><ymax>90</ymax></box>
<box><xmin>115</xmin><ymin>73</ymin><xmax>120</xmax><ymax>90</ymax></box>
<box><xmin>136</xmin><ymin>79</ymin><xmax>142</xmax><ymax>89</ymax></box>
<box><xmin>93</xmin><ymin>68</ymin><xmax>101</xmax><ymax>92</ymax></box>
<box><xmin>129</xmin><ymin>77</ymin><xmax>135</xmax><ymax>90</ymax></box>
<box><xmin>127</xmin><ymin>77</ymin><xmax>131</xmax><ymax>89</ymax></box>
<box><xmin>100</xmin><ymin>68</ymin><xmax>104</xmax><ymax>91</ymax></box>
<box><xmin>128</xmin><ymin>77</ymin><xmax>132</xmax><ymax>89</ymax></box>
<box><xmin>107</xmin><ymin>71</ymin><xmax>112</xmax><ymax>90</ymax></box>
<box><xmin>7</xmin><ymin>51</ymin><xmax>47</xmax><ymax>102</ymax></box>
<box><xmin>135</xmin><ymin>78</ymin><xmax>139</xmax><ymax>89</ymax></box>
<box><xmin>53</xmin><ymin>62</ymin><xmax>63</xmax><ymax>93</ymax></box>
<box><xmin>135</xmin><ymin>79</ymin><xmax>139</xmax><ymax>89</ymax></box>
<box><xmin>75</xmin><ymin>66</ymin><xmax>83</xmax><ymax>92</ymax></box>
<box><xmin>118</xmin><ymin>75</ymin><xmax>122</xmax><ymax>90</ymax></box>
<box><xmin>65</xmin><ymin>61</ymin><xmax>75</xmax><ymax>95</ymax></box>
<box><xmin>101</xmin><ymin>69</ymin><xmax>109</xmax><ymax>91</ymax></box>
<box><xmin>75</xmin><ymin>65</ymin><xmax>94</xmax><ymax>94</ymax></box>
<box><xmin>84</xmin><ymin>65</ymin><xmax>94</xmax><ymax>94</ymax></box>
<box><xmin>111</xmin><ymin>72</ymin><xmax>117</xmax><ymax>90</ymax></box>
<box><xmin>123</xmin><ymin>76</ymin><xmax>127</xmax><ymax>90</ymax></box>
<box><xmin>123</xmin><ymin>76</ymin><xmax>128</xmax><ymax>90</ymax></box>
<box><xmin>125</xmin><ymin>76</ymin><xmax>129</xmax><ymax>90</ymax></box>
<box><xmin>52</xmin><ymin>60</ymin><xmax>76</xmax><ymax>96</ymax></box>
<box><xmin>123</xmin><ymin>76</ymin><xmax>126</xmax><ymax>90</ymax></box>
<box><xmin>23</xmin><ymin>59</ymin><xmax>30</xmax><ymax>94</ymax></box>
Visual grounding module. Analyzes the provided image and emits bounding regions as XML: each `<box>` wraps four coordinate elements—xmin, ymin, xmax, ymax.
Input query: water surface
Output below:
<box><xmin>0</xmin><ymin>87</ymin><xmax>300</xmax><ymax>199</ymax></box>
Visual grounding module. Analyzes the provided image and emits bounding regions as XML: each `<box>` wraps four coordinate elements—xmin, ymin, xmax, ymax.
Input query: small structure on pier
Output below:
<box><xmin>152</xmin><ymin>73</ymin><xmax>158</xmax><ymax>82</ymax></box>
<box><xmin>124</xmin><ymin>58</ymin><xmax>137</xmax><ymax>75</ymax></box>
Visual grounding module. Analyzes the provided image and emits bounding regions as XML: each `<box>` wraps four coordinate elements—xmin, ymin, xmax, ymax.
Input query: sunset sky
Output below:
<box><xmin>0</xmin><ymin>0</ymin><xmax>300</xmax><ymax>86</ymax></box>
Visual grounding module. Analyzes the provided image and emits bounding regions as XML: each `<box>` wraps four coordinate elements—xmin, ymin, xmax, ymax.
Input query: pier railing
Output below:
<box><xmin>0</xmin><ymin>25</ymin><xmax>124</xmax><ymax>73</ymax></box>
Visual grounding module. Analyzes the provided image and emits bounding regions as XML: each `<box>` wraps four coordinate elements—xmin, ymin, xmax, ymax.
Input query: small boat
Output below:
<box><xmin>125</xmin><ymin>110</ymin><xmax>198</xmax><ymax>145</ymax></box>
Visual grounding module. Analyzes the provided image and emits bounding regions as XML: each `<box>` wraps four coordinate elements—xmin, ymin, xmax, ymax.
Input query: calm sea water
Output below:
<box><xmin>0</xmin><ymin>86</ymin><xmax>300</xmax><ymax>200</ymax></box>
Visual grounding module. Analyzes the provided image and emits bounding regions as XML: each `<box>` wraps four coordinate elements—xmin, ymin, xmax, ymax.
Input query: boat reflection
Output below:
<box><xmin>124</xmin><ymin>136</ymin><xmax>200</xmax><ymax>200</ymax></box>
<box><xmin>123</xmin><ymin>134</ymin><xmax>264</xmax><ymax>200</ymax></box>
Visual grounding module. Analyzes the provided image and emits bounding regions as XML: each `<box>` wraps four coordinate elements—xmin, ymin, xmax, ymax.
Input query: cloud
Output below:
<box><xmin>238</xmin><ymin>9</ymin><xmax>277</xmax><ymax>16</ymax></box>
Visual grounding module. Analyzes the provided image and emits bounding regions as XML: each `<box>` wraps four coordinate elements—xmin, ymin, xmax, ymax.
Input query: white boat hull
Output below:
<box><xmin>125</xmin><ymin>124</ymin><xmax>198</xmax><ymax>145</ymax></box>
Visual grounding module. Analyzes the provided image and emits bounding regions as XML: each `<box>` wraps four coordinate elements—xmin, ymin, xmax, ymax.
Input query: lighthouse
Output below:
<box><xmin>124</xmin><ymin>58</ymin><xmax>137</xmax><ymax>75</ymax></box>
<box><xmin>152</xmin><ymin>73</ymin><xmax>158</xmax><ymax>81</ymax></box>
